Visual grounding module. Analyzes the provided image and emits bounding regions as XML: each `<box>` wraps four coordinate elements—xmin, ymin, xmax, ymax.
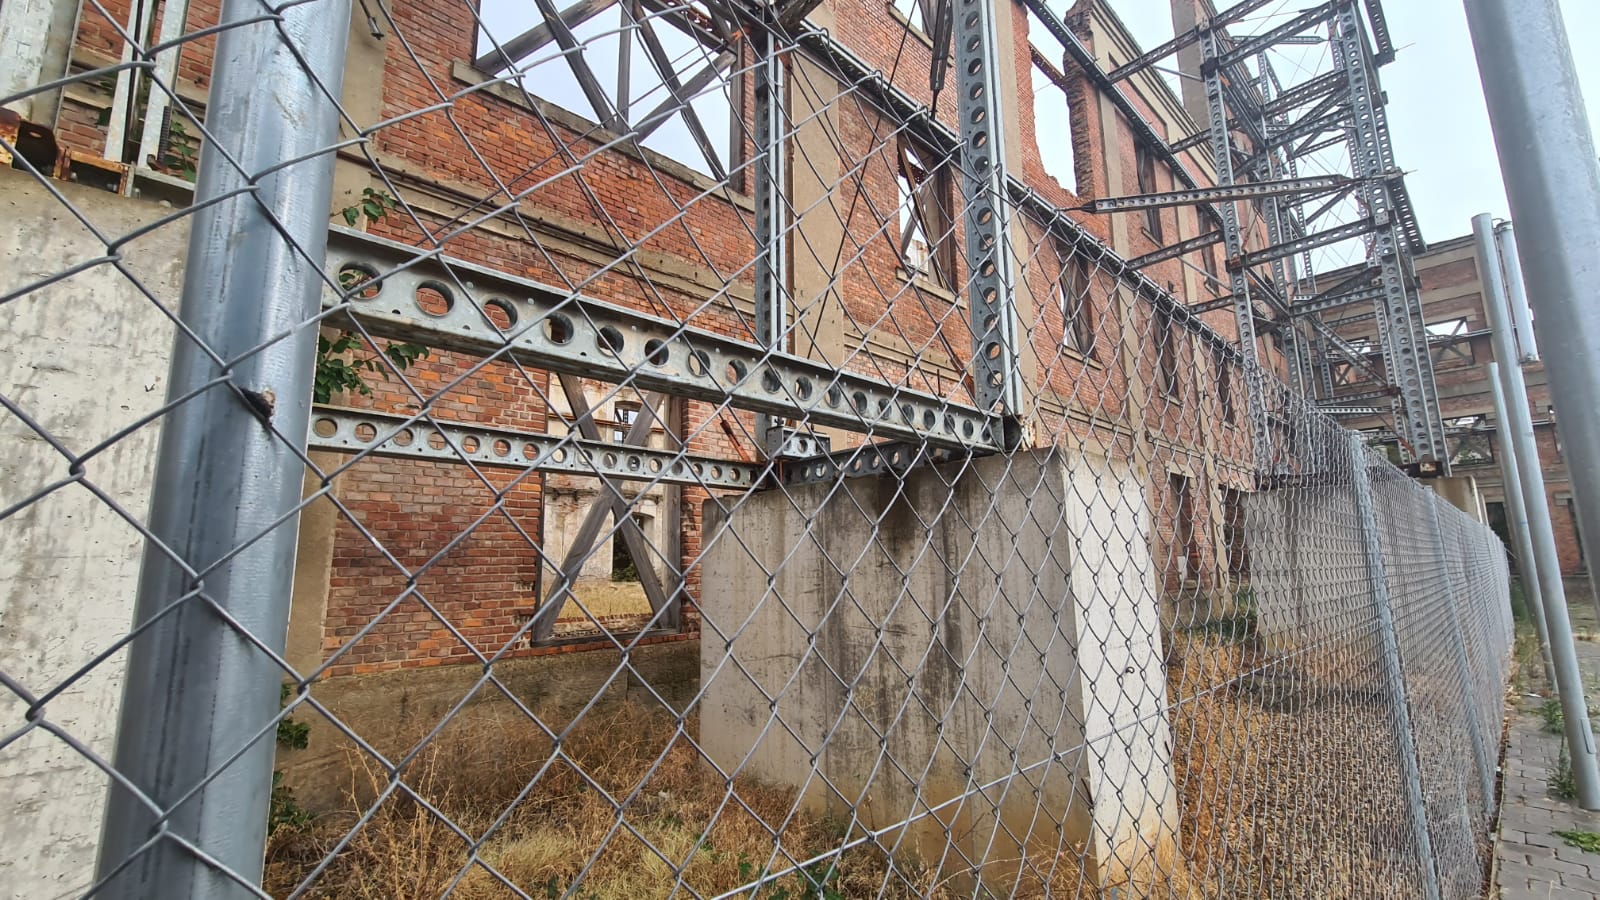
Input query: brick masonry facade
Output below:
<box><xmin>47</xmin><ymin>0</ymin><xmax>1308</xmax><ymax>674</ymax></box>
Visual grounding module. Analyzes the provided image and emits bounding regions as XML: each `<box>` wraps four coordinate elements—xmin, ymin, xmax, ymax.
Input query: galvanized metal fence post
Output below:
<box><xmin>1487</xmin><ymin>361</ymin><xmax>1556</xmax><ymax>687</ymax></box>
<box><xmin>1426</xmin><ymin>498</ymin><xmax>1497</xmax><ymax>820</ymax></box>
<box><xmin>94</xmin><ymin>0</ymin><xmax>352</xmax><ymax>894</ymax></box>
<box><xmin>1472</xmin><ymin>213</ymin><xmax>1600</xmax><ymax>809</ymax></box>
<box><xmin>1466</xmin><ymin>0</ymin><xmax>1600</xmax><ymax>621</ymax></box>
<box><xmin>1347</xmin><ymin>433</ymin><xmax>1441</xmax><ymax>900</ymax></box>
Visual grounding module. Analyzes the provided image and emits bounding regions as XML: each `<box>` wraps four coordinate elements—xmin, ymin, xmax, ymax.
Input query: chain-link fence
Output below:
<box><xmin>1</xmin><ymin>0</ymin><xmax>1512</xmax><ymax>896</ymax></box>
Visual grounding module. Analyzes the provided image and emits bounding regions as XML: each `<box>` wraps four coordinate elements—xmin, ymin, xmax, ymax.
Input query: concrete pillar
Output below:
<box><xmin>1431</xmin><ymin>475</ymin><xmax>1487</xmax><ymax>524</ymax></box>
<box><xmin>0</xmin><ymin>0</ymin><xmax>79</xmax><ymax>122</ymax></box>
<box><xmin>698</xmin><ymin>449</ymin><xmax>1177</xmax><ymax>890</ymax></box>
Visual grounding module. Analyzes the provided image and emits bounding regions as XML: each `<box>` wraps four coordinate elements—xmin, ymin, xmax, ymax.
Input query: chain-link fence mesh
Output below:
<box><xmin>1</xmin><ymin>0</ymin><xmax>1513</xmax><ymax>896</ymax></box>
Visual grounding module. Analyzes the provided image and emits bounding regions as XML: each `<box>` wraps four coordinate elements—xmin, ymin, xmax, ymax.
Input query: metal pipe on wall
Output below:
<box><xmin>1487</xmin><ymin>362</ymin><xmax>1556</xmax><ymax>688</ymax></box>
<box><xmin>1473</xmin><ymin>214</ymin><xmax>1600</xmax><ymax>809</ymax></box>
<box><xmin>1493</xmin><ymin>222</ymin><xmax>1540</xmax><ymax>363</ymax></box>
<box><xmin>1465</xmin><ymin>0</ymin><xmax>1600</xmax><ymax>623</ymax></box>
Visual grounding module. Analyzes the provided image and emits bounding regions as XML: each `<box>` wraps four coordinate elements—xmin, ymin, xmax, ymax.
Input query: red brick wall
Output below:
<box><xmin>54</xmin><ymin>0</ymin><xmax>1293</xmax><ymax>669</ymax></box>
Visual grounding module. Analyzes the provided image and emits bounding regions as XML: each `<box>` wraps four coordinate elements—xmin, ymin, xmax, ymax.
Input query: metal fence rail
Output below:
<box><xmin>0</xmin><ymin>0</ymin><xmax>1512</xmax><ymax>897</ymax></box>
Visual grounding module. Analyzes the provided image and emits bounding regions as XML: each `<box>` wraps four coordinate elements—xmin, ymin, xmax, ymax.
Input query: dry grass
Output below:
<box><xmin>267</xmin><ymin>702</ymin><xmax>1111</xmax><ymax>898</ymax></box>
<box><xmin>557</xmin><ymin>580</ymin><xmax>651</xmax><ymax>622</ymax></box>
<box><xmin>267</xmin><ymin>624</ymin><xmax>1448</xmax><ymax>898</ymax></box>
<box><xmin>1166</xmin><ymin>630</ymin><xmax>1431</xmax><ymax>899</ymax></box>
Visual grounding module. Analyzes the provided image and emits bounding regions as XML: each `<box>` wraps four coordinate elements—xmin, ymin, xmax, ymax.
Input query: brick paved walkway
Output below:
<box><xmin>1495</xmin><ymin>627</ymin><xmax>1600</xmax><ymax>900</ymax></box>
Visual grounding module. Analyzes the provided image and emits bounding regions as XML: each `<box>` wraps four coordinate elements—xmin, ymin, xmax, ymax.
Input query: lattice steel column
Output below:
<box><xmin>1331</xmin><ymin>1</ymin><xmax>1446</xmax><ymax>467</ymax></box>
<box><xmin>1200</xmin><ymin>27</ymin><xmax>1270</xmax><ymax>469</ymax></box>
<box><xmin>95</xmin><ymin>0</ymin><xmax>352</xmax><ymax>894</ymax></box>
<box><xmin>954</xmin><ymin>0</ymin><xmax>1023</xmax><ymax>445</ymax></box>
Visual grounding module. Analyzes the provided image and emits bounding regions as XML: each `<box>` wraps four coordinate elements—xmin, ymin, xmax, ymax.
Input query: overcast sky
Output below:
<box><xmin>1105</xmin><ymin>0</ymin><xmax>1600</xmax><ymax>245</ymax></box>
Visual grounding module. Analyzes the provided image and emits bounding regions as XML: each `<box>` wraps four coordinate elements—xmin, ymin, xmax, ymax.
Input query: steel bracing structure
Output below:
<box><xmin>1040</xmin><ymin>0</ymin><xmax>1447</xmax><ymax>470</ymax></box>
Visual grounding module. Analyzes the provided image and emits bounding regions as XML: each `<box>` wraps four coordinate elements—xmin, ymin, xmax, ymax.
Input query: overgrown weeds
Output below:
<box><xmin>1555</xmin><ymin>829</ymin><xmax>1600</xmax><ymax>854</ymax></box>
<box><xmin>266</xmin><ymin>702</ymin><xmax>1105</xmax><ymax>898</ymax></box>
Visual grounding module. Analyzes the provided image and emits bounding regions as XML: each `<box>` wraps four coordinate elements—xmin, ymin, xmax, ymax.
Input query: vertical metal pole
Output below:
<box><xmin>954</xmin><ymin>0</ymin><xmax>1023</xmax><ymax>447</ymax></box>
<box><xmin>1488</xmin><ymin>362</ymin><xmax>1556</xmax><ymax>688</ymax></box>
<box><xmin>1494</xmin><ymin>222</ymin><xmax>1540</xmax><ymax>363</ymax></box>
<box><xmin>1347</xmin><ymin>434</ymin><xmax>1441</xmax><ymax>900</ymax></box>
<box><xmin>753</xmin><ymin>29</ymin><xmax>787</xmax><ymax>456</ymax></box>
<box><xmin>95</xmin><ymin>0</ymin><xmax>352</xmax><ymax>894</ymax></box>
<box><xmin>1426</xmin><ymin>498</ymin><xmax>1497</xmax><ymax>820</ymax></box>
<box><xmin>1466</xmin><ymin>0</ymin><xmax>1600</xmax><ymax>621</ymax></box>
<box><xmin>1472</xmin><ymin>212</ymin><xmax>1600</xmax><ymax>809</ymax></box>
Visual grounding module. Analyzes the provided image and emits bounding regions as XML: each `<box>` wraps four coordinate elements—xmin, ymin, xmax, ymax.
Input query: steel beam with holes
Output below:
<box><xmin>1209</xmin><ymin>1</ymin><xmax>1340</xmax><ymax>73</ymax></box>
<box><xmin>1106</xmin><ymin>0</ymin><xmax>1280</xmax><ymax>82</ymax></box>
<box><xmin>1088</xmin><ymin>175</ymin><xmax>1355</xmax><ymax>214</ymax></box>
<box><xmin>1240</xmin><ymin>105</ymin><xmax>1352</xmax><ymax>173</ymax></box>
<box><xmin>1187</xmin><ymin>295</ymin><xmax>1238</xmax><ymax>315</ymax></box>
<box><xmin>1262</xmin><ymin>71</ymin><xmax>1348</xmax><ymax>119</ymax></box>
<box><xmin>954</xmin><ymin>0</ymin><xmax>1024</xmax><ymax>432</ymax></box>
<box><xmin>306</xmin><ymin>405</ymin><xmax>763</xmax><ymax>489</ymax></box>
<box><xmin>781</xmin><ymin>441</ymin><xmax>981</xmax><ymax>486</ymax></box>
<box><xmin>1310</xmin><ymin>318</ymin><xmax>1387</xmax><ymax>383</ymax></box>
<box><xmin>1328</xmin><ymin>387</ymin><xmax>1399</xmax><ymax>405</ymax></box>
<box><xmin>1200</xmin><ymin>26</ymin><xmax>1270</xmax><ymax>468</ymax></box>
<box><xmin>1231</xmin><ymin>217</ymin><xmax>1381</xmax><ymax>271</ymax></box>
<box><xmin>322</xmin><ymin>228</ymin><xmax>1004</xmax><ymax>451</ymax></box>
<box><xmin>1291</xmin><ymin>284</ymin><xmax>1388</xmax><ymax>317</ymax></box>
<box><xmin>754</xmin><ymin>30</ymin><xmax>788</xmax><ymax>455</ymax></box>
<box><xmin>1127</xmin><ymin>231</ymin><xmax>1225</xmax><ymax>270</ymax></box>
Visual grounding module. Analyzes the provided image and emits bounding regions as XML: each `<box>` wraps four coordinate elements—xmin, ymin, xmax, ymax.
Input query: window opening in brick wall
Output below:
<box><xmin>1426</xmin><ymin>316</ymin><xmax>1475</xmax><ymax>369</ymax></box>
<box><xmin>613</xmin><ymin>401</ymin><xmax>640</xmax><ymax>443</ymax></box>
<box><xmin>1136</xmin><ymin>144</ymin><xmax>1163</xmax><ymax>240</ymax></box>
<box><xmin>891</xmin><ymin>0</ymin><xmax>928</xmax><ymax>33</ymax></box>
<box><xmin>475</xmin><ymin>0</ymin><xmax>735</xmax><ymax>177</ymax></box>
<box><xmin>1445</xmin><ymin>414</ymin><xmax>1494</xmax><ymax>467</ymax></box>
<box><xmin>1214</xmin><ymin>346</ymin><xmax>1234</xmax><ymax>423</ymax></box>
<box><xmin>896</xmin><ymin>135</ymin><xmax>955</xmax><ymax>289</ymax></box>
<box><xmin>611</xmin><ymin>514</ymin><xmax>646</xmax><ymax>582</ymax></box>
<box><xmin>1055</xmin><ymin>249</ymin><xmax>1095</xmax><ymax>357</ymax></box>
<box><xmin>1025</xmin><ymin>11</ymin><xmax>1078</xmax><ymax>195</ymax></box>
<box><xmin>1222</xmin><ymin>487</ymin><xmax>1250</xmax><ymax>579</ymax></box>
<box><xmin>1156</xmin><ymin>307</ymin><xmax>1180</xmax><ymax>398</ymax></box>
<box><xmin>1170</xmin><ymin>472</ymin><xmax>1199</xmax><ymax>581</ymax></box>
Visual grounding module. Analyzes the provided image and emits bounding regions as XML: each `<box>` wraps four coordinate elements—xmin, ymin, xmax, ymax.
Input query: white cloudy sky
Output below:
<box><xmin>1105</xmin><ymin>0</ymin><xmax>1600</xmax><ymax>245</ymax></box>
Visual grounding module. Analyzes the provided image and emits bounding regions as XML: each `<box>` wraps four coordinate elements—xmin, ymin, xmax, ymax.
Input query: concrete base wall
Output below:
<box><xmin>0</xmin><ymin>170</ymin><xmax>183</xmax><ymax>898</ymax></box>
<box><xmin>698</xmin><ymin>450</ymin><xmax>1176</xmax><ymax>889</ymax></box>
<box><xmin>1432</xmin><ymin>476</ymin><xmax>1487</xmax><ymax>524</ymax></box>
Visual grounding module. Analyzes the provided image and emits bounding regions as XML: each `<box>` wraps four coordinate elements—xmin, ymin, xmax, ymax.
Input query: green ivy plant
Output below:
<box><xmin>341</xmin><ymin>186</ymin><xmax>396</xmax><ymax>227</ymax></box>
<box><xmin>317</xmin><ymin>189</ymin><xmax>429</xmax><ymax>403</ymax></box>
<box><xmin>270</xmin><ymin>684</ymin><xmax>313</xmax><ymax>835</ymax></box>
